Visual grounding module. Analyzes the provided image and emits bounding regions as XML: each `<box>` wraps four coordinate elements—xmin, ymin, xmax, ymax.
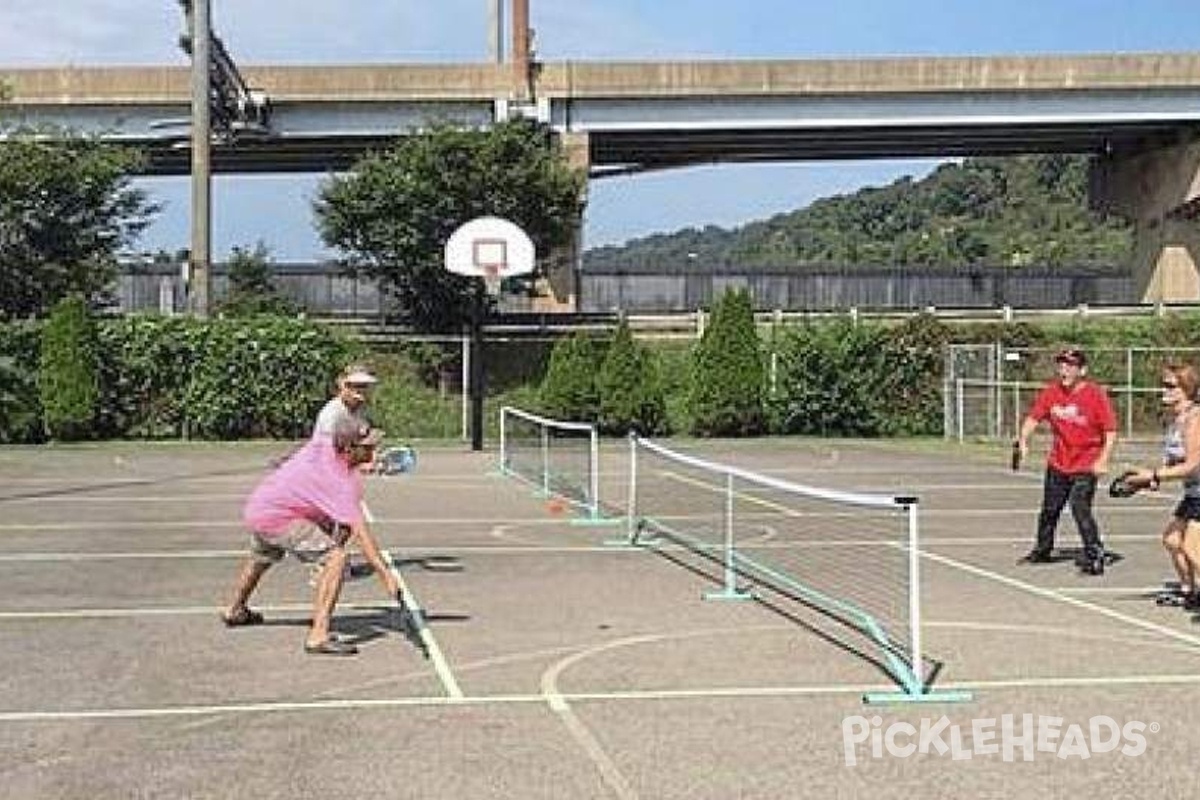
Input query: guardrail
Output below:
<box><xmin>325</xmin><ymin>302</ymin><xmax>1200</xmax><ymax>342</ymax></box>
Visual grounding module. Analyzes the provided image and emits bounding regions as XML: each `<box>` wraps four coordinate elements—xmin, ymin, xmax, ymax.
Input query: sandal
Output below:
<box><xmin>304</xmin><ymin>639</ymin><xmax>358</xmax><ymax>656</ymax></box>
<box><xmin>221</xmin><ymin>607</ymin><xmax>265</xmax><ymax>627</ymax></box>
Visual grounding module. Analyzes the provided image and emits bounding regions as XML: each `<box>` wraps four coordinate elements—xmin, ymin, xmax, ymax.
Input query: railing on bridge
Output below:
<box><xmin>114</xmin><ymin>260</ymin><xmax>1141</xmax><ymax>320</ymax></box>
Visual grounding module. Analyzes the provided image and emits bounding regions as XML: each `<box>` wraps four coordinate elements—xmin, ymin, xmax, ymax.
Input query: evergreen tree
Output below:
<box><xmin>215</xmin><ymin>242</ymin><xmax>300</xmax><ymax>317</ymax></box>
<box><xmin>539</xmin><ymin>333</ymin><xmax>602</xmax><ymax>421</ymax></box>
<box><xmin>597</xmin><ymin>319</ymin><xmax>667</xmax><ymax>436</ymax></box>
<box><xmin>688</xmin><ymin>289</ymin><xmax>766</xmax><ymax>436</ymax></box>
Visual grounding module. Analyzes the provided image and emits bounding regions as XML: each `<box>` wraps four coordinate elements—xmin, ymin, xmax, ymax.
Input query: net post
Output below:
<box><xmin>499</xmin><ymin>406</ymin><xmax>509</xmax><ymax>474</ymax></box>
<box><xmin>862</xmin><ymin>494</ymin><xmax>970</xmax><ymax>705</ymax></box>
<box><xmin>903</xmin><ymin>497</ymin><xmax>922</xmax><ymax>695</ymax></box>
<box><xmin>705</xmin><ymin>471</ymin><xmax>752</xmax><ymax>601</ymax></box>
<box><xmin>1125</xmin><ymin>348</ymin><xmax>1133</xmax><ymax>439</ymax></box>
<box><xmin>540</xmin><ymin>425</ymin><xmax>550</xmax><ymax>496</ymax></box>
<box><xmin>955</xmin><ymin>378</ymin><xmax>964</xmax><ymax>443</ymax></box>
<box><xmin>626</xmin><ymin>433</ymin><xmax>638</xmax><ymax>543</ymax></box>
<box><xmin>589</xmin><ymin>427</ymin><xmax>600</xmax><ymax>519</ymax></box>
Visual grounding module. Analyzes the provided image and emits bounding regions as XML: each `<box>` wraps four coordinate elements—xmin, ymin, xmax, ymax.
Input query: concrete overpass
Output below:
<box><xmin>3</xmin><ymin>53</ymin><xmax>1200</xmax><ymax>301</ymax></box>
<box><xmin>5</xmin><ymin>54</ymin><xmax>1200</xmax><ymax>174</ymax></box>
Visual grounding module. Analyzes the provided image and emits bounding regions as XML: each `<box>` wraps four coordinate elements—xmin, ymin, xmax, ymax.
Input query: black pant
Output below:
<box><xmin>1035</xmin><ymin>468</ymin><xmax>1103</xmax><ymax>557</ymax></box>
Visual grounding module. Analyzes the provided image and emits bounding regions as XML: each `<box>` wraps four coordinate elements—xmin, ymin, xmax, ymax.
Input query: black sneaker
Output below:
<box><xmin>1021</xmin><ymin>549</ymin><xmax>1054</xmax><ymax>564</ymax></box>
<box><xmin>1080</xmin><ymin>551</ymin><xmax>1106</xmax><ymax>576</ymax></box>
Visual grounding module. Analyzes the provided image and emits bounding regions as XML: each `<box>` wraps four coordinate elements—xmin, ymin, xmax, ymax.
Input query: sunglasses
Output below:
<box><xmin>1162</xmin><ymin>381</ymin><xmax>1180</xmax><ymax>389</ymax></box>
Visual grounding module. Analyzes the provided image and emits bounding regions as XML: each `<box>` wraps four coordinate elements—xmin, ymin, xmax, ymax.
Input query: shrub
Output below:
<box><xmin>539</xmin><ymin>332</ymin><xmax>603</xmax><ymax>421</ymax></box>
<box><xmin>597</xmin><ymin>319</ymin><xmax>668</xmax><ymax>436</ymax></box>
<box><xmin>768</xmin><ymin>320</ymin><xmax>892</xmax><ymax>437</ymax></box>
<box><xmin>878</xmin><ymin>313</ymin><xmax>952</xmax><ymax>435</ymax></box>
<box><xmin>688</xmin><ymin>288</ymin><xmax>766</xmax><ymax>436</ymax></box>
<box><xmin>182</xmin><ymin>315</ymin><xmax>354</xmax><ymax>439</ymax></box>
<box><xmin>38</xmin><ymin>295</ymin><xmax>99</xmax><ymax>440</ymax></box>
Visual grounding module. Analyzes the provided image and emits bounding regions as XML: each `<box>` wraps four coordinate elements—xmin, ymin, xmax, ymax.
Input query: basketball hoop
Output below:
<box><xmin>445</xmin><ymin>217</ymin><xmax>535</xmax><ymax>299</ymax></box>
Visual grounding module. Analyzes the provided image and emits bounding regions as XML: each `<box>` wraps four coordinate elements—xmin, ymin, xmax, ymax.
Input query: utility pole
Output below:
<box><xmin>184</xmin><ymin>0</ymin><xmax>212</xmax><ymax>317</ymax></box>
<box><xmin>488</xmin><ymin>0</ymin><xmax>504</xmax><ymax>63</ymax></box>
<box><xmin>511</xmin><ymin>0</ymin><xmax>530</xmax><ymax>101</ymax></box>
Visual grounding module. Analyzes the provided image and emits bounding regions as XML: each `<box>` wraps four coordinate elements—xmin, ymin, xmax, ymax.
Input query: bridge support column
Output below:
<box><xmin>1091</xmin><ymin>139</ymin><xmax>1200</xmax><ymax>302</ymax></box>
<box><xmin>1131</xmin><ymin>215</ymin><xmax>1200</xmax><ymax>301</ymax></box>
<box><xmin>535</xmin><ymin>132</ymin><xmax>589</xmax><ymax>312</ymax></box>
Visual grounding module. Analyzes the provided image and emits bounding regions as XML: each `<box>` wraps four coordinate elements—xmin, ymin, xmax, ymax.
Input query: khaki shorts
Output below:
<box><xmin>250</xmin><ymin>519</ymin><xmax>349</xmax><ymax>566</ymax></box>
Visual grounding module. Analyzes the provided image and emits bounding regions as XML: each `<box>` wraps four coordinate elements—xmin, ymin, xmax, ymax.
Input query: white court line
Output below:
<box><xmin>0</xmin><ymin>534</ymin><xmax>1168</xmax><ymax>567</ymax></box>
<box><xmin>0</xmin><ymin>602</ymin><xmax>387</xmax><ymax>621</ymax></box>
<box><xmin>0</xmin><ymin>482</ymin><xmax>493</xmax><ymax>504</ymax></box>
<box><xmin>0</xmin><ymin>474</ymin><xmax>497</xmax><ymax>486</ymax></box>
<box><xmin>738</xmin><ymin>483</ymin><xmax>1040</xmax><ymax>492</ymax></box>
<box><xmin>0</xmin><ymin>517</ymin><xmax>624</xmax><ymax>531</ymax></box>
<box><xmin>924</xmin><ymin>619</ymin><xmax>1200</xmax><ymax>653</ymax></box>
<box><xmin>0</xmin><ymin>551</ymin><xmax>244</xmax><ymax>562</ymax></box>
<box><xmin>0</xmin><ymin>503</ymin><xmax>1168</xmax><ymax>533</ymax></box>
<box><xmin>1053</xmin><ymin>586</ymin><xmax>1173</xmax><ymax>595</ymax></box>
<box><xmin>918</xmin><ymin>549</ymin><xmax>1200</xmax><ymax>652</ymax></box>
<box><xmin>7</xmin><ymin>672</ymin><xmax>1200</xmax><ymax>723</ymax></box>
<box><xmin>0</xmin><ymin>494</ymin><xmax>247</xmax><ymax>504</ymax></box>
<box><xmin>540</xmin><ymin>637</ymin><xmax>647</xmax><ymax>800</ymax></box>
<box><xmin>361</xmin><ymin>500</ymin><xmax>463</xmax><ymax>701</ymax></box>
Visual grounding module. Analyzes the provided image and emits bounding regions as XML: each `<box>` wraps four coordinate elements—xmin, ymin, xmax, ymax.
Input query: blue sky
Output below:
<box><xmin>2</xmin><ymin>1</ymin><xmax>1198</xmax><ymax>259</ymax></box>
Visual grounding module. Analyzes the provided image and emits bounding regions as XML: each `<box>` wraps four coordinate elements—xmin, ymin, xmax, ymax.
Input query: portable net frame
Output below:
<box><xmin>499</xmin><ymin>406</ymin><xmax>603</xmax><ymax>521</ymax></box>
<box><xmin>625</xmin><ymin>434</ymin><xmax>969</xmax><ymax>704</ymax></box>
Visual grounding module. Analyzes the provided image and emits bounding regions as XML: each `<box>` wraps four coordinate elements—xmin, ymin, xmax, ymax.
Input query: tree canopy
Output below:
<box><xmin>0</xmin><ymin>130</ymin><xmax>158</xmax><ymax>320</ymax></box>
<box><xmin>314</xmin><ymin>118</ymin><xmax>587</xmax><ymax>332</ymax></box>
<box><xmin>584</xmin><ymin>154</ymin><xmax>1134</xmax><ymax>271</ymax></box>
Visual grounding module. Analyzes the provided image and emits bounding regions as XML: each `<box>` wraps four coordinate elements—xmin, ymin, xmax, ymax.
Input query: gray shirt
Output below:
<box><xmin>312</xmin><ymin>397</ymin><xmax>368</xmax><ymax>439</ymax></box>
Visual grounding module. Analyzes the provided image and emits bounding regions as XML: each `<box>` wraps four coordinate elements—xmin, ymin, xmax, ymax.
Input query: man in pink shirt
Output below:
<box><xmin>1015</xmin><ymin>348</ymin><xmax>1117</xmax><ymax>576</ymax></box>
<box><xmin>222</xmin><ymin>418</ymin><xmax>400</xmax><ymax>655</ymax></box>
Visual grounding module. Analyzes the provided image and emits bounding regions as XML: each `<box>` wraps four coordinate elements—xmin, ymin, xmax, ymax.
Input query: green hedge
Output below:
<box><xmin>6</xmin><ymin>310</ymin><xmax>1200</xmax><ymax>443</ymax></box>
<box><xmin>2</xmin><ymin>314</ymin><xmax>355</xmax><ymax>442</ymax></box>
<box><xmin>39</xmin><ymin>296</ymin><xmax>100</xmax><ymax>441</ymax></box>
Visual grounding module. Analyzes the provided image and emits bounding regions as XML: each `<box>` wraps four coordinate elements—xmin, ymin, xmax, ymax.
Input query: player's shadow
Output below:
<box><xmin>342</xmin><ymin>555</ymin><xmax>464</xmax><ymax>582</ymax></box>
<box><xmin>388</xmin><ymin>556</ymin><xmax>465</xmax><ymax>573</ymax></box>
<box><xmin>259</xmin><ymin>607</ymin><xmax>471</xmax><ymax>649</ymax></box>
<box><xmin>1031</xmin><ymin>547</ymin><xmax>1125</xmax><ymax>567</ymax></box>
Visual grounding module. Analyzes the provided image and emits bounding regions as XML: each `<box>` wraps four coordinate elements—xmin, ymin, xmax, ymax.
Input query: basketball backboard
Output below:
<box><xmin>445</xmin><ymin>216</ymin><xmax>535</xmax><ymax>295</ymax></box>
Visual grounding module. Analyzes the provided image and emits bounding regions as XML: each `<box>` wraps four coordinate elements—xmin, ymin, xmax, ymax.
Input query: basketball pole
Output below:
<box><xmin>469</xmin><ymin>281</ymin><xmax>486</xmax><ymax>452</ymax></box>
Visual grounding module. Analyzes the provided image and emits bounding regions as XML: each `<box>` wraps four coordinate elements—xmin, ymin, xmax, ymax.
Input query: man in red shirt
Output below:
<box><xmin>1015</xmin><ymin>348</ymin><xmax>1117</xmax><ymax>575</ymax></box>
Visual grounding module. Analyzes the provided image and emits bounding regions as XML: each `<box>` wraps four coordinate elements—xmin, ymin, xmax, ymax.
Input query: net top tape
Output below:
<box><xmin>502</xmin><ymin>406</ymin><xmax>597</xmax><ymax>433</ymax></box>
<box><xmin>634</xmin><ymin>436</ymin><xmax>914</xmax><ymax>510</ymax></box>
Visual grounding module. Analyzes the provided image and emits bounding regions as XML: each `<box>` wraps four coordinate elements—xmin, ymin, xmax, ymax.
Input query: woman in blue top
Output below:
<box><xmin>1127</xmin><ymin>363</ymin><xmax>1200</xmax><ymax>607</ymax></box>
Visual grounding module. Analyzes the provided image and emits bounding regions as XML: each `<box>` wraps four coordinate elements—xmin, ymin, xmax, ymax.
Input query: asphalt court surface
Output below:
<box><xmin>3</xmin><ymin>437</ymin><xmax>1200</xmax><ymax>798</ymax></box>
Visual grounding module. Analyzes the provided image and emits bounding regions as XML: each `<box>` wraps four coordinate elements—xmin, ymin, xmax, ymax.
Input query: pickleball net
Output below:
<box><xmin>499</xmin><ymin>406</ymin><xmax>602</xmax><ymax>520</ymax></box>
<box><xmin>625</xmin><ymin>435</ymin><xmax>968</xmax><ymax>703</ymax></box>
